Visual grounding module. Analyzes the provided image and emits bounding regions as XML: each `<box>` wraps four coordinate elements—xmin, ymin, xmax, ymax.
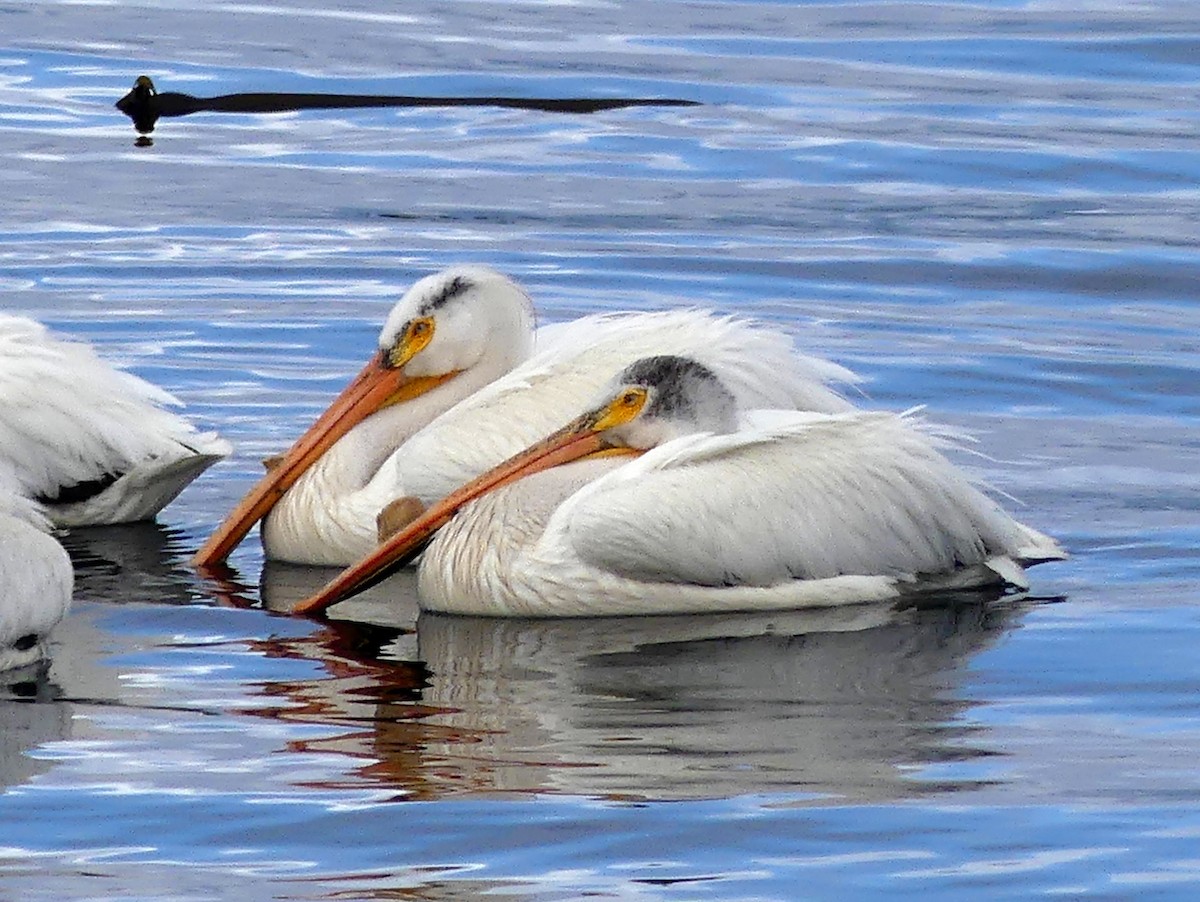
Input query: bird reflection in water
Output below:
<box><xmin>0</xmin><ymin>522</ymin><xmax>250</xmax><ymax>794</ymax></box>
<box><xmin>59</xmin><ymin>521</ymin><xmax>220</xmax><ymax>606</ymax></box>
<box><xmin>0</xmin><ymin>668</ymin><xmax>70</xmax><ymax>791</ymax></box>
<box><xmin>245</xmin><ymin>604</ymin><xmax>439</xmax><ymax>800</ymax></box>
<box><xmin>115</xmin><ymin>75</ymin><xmax>701</xmax><ymax>146</ymax></box>
<box><xmin>243</xmin><ymin>572</ymin><xmax>1056</xmax><ymax>803</ymax></box>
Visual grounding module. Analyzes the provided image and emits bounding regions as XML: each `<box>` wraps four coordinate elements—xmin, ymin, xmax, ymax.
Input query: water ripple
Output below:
<box><xmin>0</xmin><ymin>0</ymin><xmax>1197</xmax><ymax>898</ymax></box>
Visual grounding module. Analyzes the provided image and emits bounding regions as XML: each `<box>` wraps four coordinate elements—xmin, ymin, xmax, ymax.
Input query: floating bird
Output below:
<box><xmin>116</xmin><ymin>74</ymin><xmax>700</xmax><ymax>137</ymax></box>
<box><xmin>194</xmin><ymin>266</ymin><xmax>857</xmax><ymax>568</ymax></box>
<box><xmin>0</xmin><ymin>315</ymin><xmax>231</xmax><ymax>527</ymax></box>
<box><xmin>294</xmin><ymin>355</ymin><xmax>1065</xmax><ymax>617</ymax></box>
<box><xmin>0</xmin><ymin>479</ymin><xmax>72</xmax><ymax>671</ymax></box>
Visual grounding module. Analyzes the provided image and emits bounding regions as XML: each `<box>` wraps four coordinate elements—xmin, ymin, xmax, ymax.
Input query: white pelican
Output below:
<box><xmin>0</xmin><ymin>315</ymin><xmax>231</xmax><ymax>527</ymax></box>
<box><xmin>294</xmin><ymin>355</ymin><xmax>1065</xmax><ymax>617</ymax></box>
<box><xmin>0</xmin><ymin>480</ymin><xmax>72</xmax><ymax>671</ymax></box>
<box><xmin>194</xmin><ymin>265</ymin><xmax>856</xmax><ymax>568</ymax></box>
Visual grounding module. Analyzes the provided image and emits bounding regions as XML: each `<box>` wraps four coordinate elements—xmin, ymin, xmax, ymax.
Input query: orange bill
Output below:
<box><xmin>291</xmin><ymin>411</ymin><xmax>621</xmax><ymax>616</ymax></box>
<box><xmin>192</xmin><ymin>350</ymin><xmax>458</xmax><ymax>569</ymax></box>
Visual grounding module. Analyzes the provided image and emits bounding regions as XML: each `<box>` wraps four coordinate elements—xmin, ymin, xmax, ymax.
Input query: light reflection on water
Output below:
<box><xmin>0</xmin><ymin>0</ymin><xmax>1198</xmax><ymax>898</ymax></box>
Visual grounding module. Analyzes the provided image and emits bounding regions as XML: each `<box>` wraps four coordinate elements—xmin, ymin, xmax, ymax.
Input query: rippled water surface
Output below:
<box><xmin>1</xmin><ymin>1</ymin><xmax>1199</xmax><ymax>898</ymax></box>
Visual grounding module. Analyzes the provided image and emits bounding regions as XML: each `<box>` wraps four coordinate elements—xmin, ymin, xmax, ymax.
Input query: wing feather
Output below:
<box><xmin>544</xmin><ymin>411</ymin><xmax>1040</xmax><ymax>588</ymax></box>
<box><xmin>0</xmin><ymin>316</ymin><xmax>230</xmax><ymax>513</ymax></box>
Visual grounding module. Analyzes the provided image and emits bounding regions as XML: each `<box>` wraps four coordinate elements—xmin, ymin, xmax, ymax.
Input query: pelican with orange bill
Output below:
<box><xmin>191</xmin><ymin>310</ymin><xmax>466</xmax><ymax>569</ymax></box>
<box><xmin>192</xmin><ymin>265</ymin><xmax>536</xmax><ymax>569</ymax></box>
<box><xmin>293</xmin><ymin>356</ymin><xmax>1066</xmax><ymax>619</ymax></box>
<box><xmin>192</xmin><ymin>267</ymin><xmax>859</xmax><ymax>569</ymax></box>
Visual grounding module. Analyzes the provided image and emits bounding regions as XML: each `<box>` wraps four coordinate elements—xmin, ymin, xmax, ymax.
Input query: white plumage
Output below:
<box><xmin>295</xmin><ymin>355</ymin><xmax>1064</xmax><ymax>618</ymax></box>
<box><xmin>0</xmin><ymin>480</ymin><xmax>72</xmax><ymax>671</ymax></box>
<box><xmin>199</xmin><ymin>265</ymin><xmax>857</xmax><ymax>567</ymax></box>
<box><xmin>0</xmin><ymin>314</ymin><xmax>230</xmax><ymax>669</ymax></box>
<box><xmin>419</xmin><ymin>410</ymin><xmax>1063</xmax><ymax>616</ymax></box>
<box><xmin>375</xmin><ymin>309</ymin><xmax>855</xmax><ymax>508</ymax></box>
<box><xmin>0</xmin><ymin>315</ymin><xmax>230</xmax><ymax>527</ymax></box>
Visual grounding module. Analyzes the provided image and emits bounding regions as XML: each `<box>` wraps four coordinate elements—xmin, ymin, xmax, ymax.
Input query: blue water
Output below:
<box><xmin>1</xmin><ymin>1</ymin><xmax>1199</xmax><ymax>898</ymax></box>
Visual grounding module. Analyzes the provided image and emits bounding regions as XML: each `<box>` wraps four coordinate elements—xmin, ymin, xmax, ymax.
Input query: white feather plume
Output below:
<box><xmin>0</xmin><ymin>315</ymin><xmax>230</xmax><ymax>525</ymax></box>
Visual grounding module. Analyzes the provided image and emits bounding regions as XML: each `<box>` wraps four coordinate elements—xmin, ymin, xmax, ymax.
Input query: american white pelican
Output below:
<box><xmin>0</xmin><ymin>315</ymin><xmax>230</xmax><ymax>527</ymax></box>
<box><xmin>294</xmin><ymin>355</ymin><xmax>1065</xmax><ymax>617</ymax></box>
<box><xmin>195</xmin><ymin>266</ymin><xmax>856</xmax><ymax>568</ymax></box>
<box><xmin>0</xmin><ymin>481</ymin><xmax>72</xmax><ymax>671</ymax></box>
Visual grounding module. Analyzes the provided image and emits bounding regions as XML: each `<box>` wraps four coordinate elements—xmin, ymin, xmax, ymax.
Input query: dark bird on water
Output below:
<box><xmin>116</xmin><ymin>75</ymin><xmax>700</xmax><ymax>137</ymax></box>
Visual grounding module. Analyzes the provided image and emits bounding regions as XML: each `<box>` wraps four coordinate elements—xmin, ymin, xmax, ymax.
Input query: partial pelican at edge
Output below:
<box><xmin>0</xmin><ymin>315</ymin><xmax>230</xmax><ymax>527</ymax></box>
<box><xmin>0</xmin><ymin>479</ymin><xmax>72</xmax><ymax>671</ymax></box>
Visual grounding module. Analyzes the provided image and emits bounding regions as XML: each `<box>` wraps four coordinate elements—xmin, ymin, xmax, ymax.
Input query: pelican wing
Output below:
<box><xmin>377</xmin><ymin>310</ymin><xmax>859</xmax><ymax>505</ymax></box>
<box><xmin>0</xmin><ymin>316</ymin><xmax>230</xmax><ymax>523</ymax></box>
<box><xmin>546</xmin><ymin>411</ymin><xmax>1058</xmax><ymax>589</ymax></box>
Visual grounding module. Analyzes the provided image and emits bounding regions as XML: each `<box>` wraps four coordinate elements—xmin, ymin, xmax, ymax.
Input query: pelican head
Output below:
<box><xmin>594</xmin><ymin>355</ymin><xmax>738</xmax><ymax>449</ymax></box>
<box><xmin>377</xmin><ymin>266</ymin><xmax>535</xmax><ymax>379</ymax></box>
<box><xmin>193</xmin><ymin>265</ymin><xmax>535</xmax><ymax>568</ymax></box>
<box><xmin>293</xmin><ymin>355</ymin><xmax>739</xmax><ymax>614</ymax></box>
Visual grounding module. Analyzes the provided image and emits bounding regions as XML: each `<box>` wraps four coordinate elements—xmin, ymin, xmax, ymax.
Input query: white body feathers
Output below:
<box><xmin>417</xmin><ymin>411</ymin><xmax>1066</xmax><ymax>617</ymax></box>
<box><xmin>0</xmin><ymin>484</ymin><xmax>72</xmax><ymax>671</ymax></box>
<box><xmin>0</xmin><ymin>315</ymin><xmax>230</xmax><ymax>526</ymax></box>
<box><xmin>264</xmin><ymin>309</ymin><xmax>857</xmax><ymax>565</ymax></box>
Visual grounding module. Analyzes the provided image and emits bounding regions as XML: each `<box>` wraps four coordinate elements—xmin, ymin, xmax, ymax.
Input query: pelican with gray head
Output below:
<box><xmin>294</xmin><ymin>354</ymin><xmax>1065</xmax><ymax>617</ymax></box>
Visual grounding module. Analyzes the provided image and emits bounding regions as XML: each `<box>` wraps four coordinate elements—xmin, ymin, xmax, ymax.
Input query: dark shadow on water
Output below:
<box><xmin>239</xmin><ymin>579</ymin><xmax>1058</xmax><ymax>803</ymax></box>
<box><xmin>259</xmin><ymin>558</ymin><xmax>422</xmax><ymax>625</ymax></box>
<box><xmin>0</xmin><ymin>662</ymin><xmax>70</xmax><ymax>790</ymax></box>
<box><xmin>59</xmin><ymin>521</ymin><xmax>217</xmax><ymax>606</ymax></box>
<box><xmin>115</xmin><ymin>75</ymin><xmax>701</xmax><ymax>143</ymax></box>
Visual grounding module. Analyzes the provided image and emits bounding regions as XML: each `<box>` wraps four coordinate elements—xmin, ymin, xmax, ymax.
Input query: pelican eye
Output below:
<box><xmin>387</xmin><ymin>317</ymin><xmax>436</xmax><ymax>367</ymax></box>
<box><xmin>594</xmin><ymin>386</ymin><xmax>648</xmax><ymax>430</ymax></box>
<box><xmin>613</xmin><ymin>387</ymin><xmax>647</xmax><ymax>420</ymax></box>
